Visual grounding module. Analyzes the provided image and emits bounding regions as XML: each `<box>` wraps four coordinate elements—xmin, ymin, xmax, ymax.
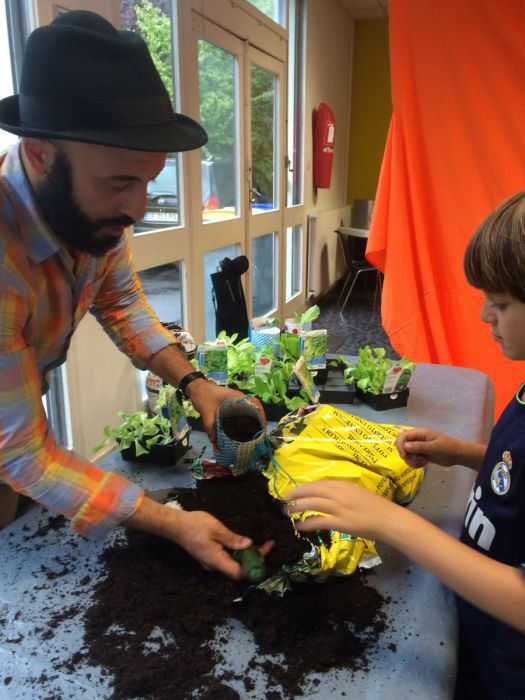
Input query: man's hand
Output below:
<box><xmin>186</xmin><ymin>379</ymin><xmax>266</xmax><ymax>448</ymax></box>
<box><xmin>126</xmin><ymin>496</ymin><xmax>273</xmax><ymax>580</ymax></box>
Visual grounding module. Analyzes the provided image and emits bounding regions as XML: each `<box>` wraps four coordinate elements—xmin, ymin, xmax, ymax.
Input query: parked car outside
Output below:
<box><xmin>135</xmin><ymin>158</ymin><xmax>220</xmax><ymax>232</ymax></box>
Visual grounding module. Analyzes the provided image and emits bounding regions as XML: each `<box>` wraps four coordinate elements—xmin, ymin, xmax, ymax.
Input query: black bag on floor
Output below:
<box><xmin>211</xmin><ymin>255</ymin><xmax>249</xmax><ymax>340</ymax></box>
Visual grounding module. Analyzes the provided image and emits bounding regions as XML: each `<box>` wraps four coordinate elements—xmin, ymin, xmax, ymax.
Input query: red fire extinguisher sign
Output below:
<box><xmin>313</xmin><ymin>103</ymin><xmax>336</xmax><ymax>189</ymax></box>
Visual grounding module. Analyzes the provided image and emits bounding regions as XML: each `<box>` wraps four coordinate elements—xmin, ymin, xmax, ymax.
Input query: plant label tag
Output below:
<box><xmin>294</xmin><ymin>356</ymin><xmax>320</xmax><ymax>404</ymax></box>
<box><xmin>382</xmin><ymin>364</ymin><xmax>413</xmax><ymax>394</ymax></box>
<box><xmin>255</xmin><ymin>356</ymin><xmax>273</xmax><ymax>374</ymax></box>
<box><xmin>299</xmin><ymin>329</ymin><xmax>327</xmax><ymax>370</ymax></box>
<box><xmin>197</xmin><ymin>342</ymin><xmax>228</xmax><ymax>385</ymax></box>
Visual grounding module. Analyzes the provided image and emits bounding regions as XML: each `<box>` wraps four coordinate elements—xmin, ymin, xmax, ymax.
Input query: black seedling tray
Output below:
<box><xmin>119</xmin><ymin>434</ymin><xmax>190</xmax><ymax>465</ymax></box>
<box><xmin>319</xmin><ymin>368</ymin><xmax>356</xmax><ymax>403</ymax></box>
<box><xmin>355</xmin><ymin>387</ymin><xmax>410</xmax><ymax>410</ymax></box>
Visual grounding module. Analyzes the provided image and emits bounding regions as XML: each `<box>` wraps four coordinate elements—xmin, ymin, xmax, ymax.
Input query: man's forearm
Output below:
<box><xmin>147</xmin><ymin>344</ymin><xmax>197</xmax><ymax>386</ymax></box>
<box><xmin>125</xmin><ymin>494</ymin><xmax>186</xmax><ymax>539</ymax></box>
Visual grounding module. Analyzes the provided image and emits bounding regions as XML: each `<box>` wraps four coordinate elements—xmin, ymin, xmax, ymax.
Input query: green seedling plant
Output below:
<box><xmin>211</xmin><ymin>331</ymin><xmax>309</xmax><ymax>409</ymax></box>
<box><xmin>327</xmin><ymin>354</ymin><xmax>355</xmax><ymax>385</ymax></box>
<box><xmin>293</xmin><ymin>304</ymin><xmax>321</xmax><ymax>324</ymax></box>
<box><xmin>217</xmin><ymin>331</ymin><xmax>255</xmax><ymax>382</ymax></box>
<box><xmin>94</xmin><ymin>385</ymin><xmax>175</xmax><ymax>457</ymax></box>
<box><xmin>350</xmin><ymin>346</ymin><xmax>415</xmax><ymax>395</ymax></box>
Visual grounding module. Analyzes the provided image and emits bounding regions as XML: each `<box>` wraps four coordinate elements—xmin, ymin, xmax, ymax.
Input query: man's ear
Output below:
<box><xmin>21</xmin><ymin>138</ymin><xmax>57</xmax><ymax>179</ymax></box>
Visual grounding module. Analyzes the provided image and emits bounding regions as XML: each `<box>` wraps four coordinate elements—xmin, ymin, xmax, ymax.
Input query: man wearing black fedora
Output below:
<box><xmin>0</xmin><ymin>10</ymin><xmax>269</xmax><ymax>578</ymax></box>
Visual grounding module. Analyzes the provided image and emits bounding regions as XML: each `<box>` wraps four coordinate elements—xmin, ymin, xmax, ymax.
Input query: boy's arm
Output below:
<box><xmin>396</xmin><ymin>428</ymin><xmax>487</xmax><ymax>471</ymax></box>
<box><xmin>288</xmin><ymin>481</ymin><xmax>525</xmax><ymax>633</ymax></box>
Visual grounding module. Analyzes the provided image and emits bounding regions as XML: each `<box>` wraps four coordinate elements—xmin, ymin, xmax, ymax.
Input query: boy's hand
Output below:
<box><xmin>395</xmin><ymin>428</ymin><xmax>460</xmax><ymax>468</ymax></box>
<box><xmin>287</xmin><ymin>480</ymin><xmax>398</xmax><ymax>542</ymax></box>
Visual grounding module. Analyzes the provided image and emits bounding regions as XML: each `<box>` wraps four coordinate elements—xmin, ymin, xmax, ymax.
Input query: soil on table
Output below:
<box><xmin>77</xmin><ymin>472</ymin><xmax>390</xmax><ymax>699</ymax></box>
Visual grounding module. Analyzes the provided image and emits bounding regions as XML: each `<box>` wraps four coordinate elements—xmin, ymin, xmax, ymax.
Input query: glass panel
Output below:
<box><xmin>138</xmin><ymin>260</ymin><xmax>184</xmax><ymax>399</ymax></box>
<box><xmin>252</xmin><ymin>233</ymin><xmax>277</xmax><ymax>317</ymax></box>
<box><xmin>251</xmin><ymin>64</ymin><xmax>278</xmax><ymax>214</ymax></box>
<box><xmin>204</xmin><ymin>244</ymin><xmax>240</xmax><ymax>340</ymax></box>
<box><xmin>287</xmin><ymin>0</ymin><xmax>305</xmax><ymax>206</ymax></box>
<box><xmin>134</xmin><ymin>156</ymin><xmax>180</xmax><ymax>232</ymax></box>
<box><xmin>0</xmin><ymin>2</ymin><xmax>17</xmax><ymax>150</ymax></box>
<box><xmin>138</xmin><ymin>261</ymin><xmax>184</xmax><ymax>327</ymax></box>
<box><xmin>198</xmin><ymin>40</ymin><xmax>238</xmax><ymax>223</ymax></box>
<box><xmin>246</xmin><ymin>0</ymin><xmax>286</xmax><ymax>26</ymax></box>
<box><xmin>121</xmin><ymin>2</ymin><xmax>181</xmax><ymax>232</ymax></box>
<box><xmin>285</xmin><ymin>224</ymin><xmax>302</xmax><ymax>300</ymax></box>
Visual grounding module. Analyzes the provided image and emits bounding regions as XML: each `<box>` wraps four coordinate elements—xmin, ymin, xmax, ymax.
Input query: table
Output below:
<box><xmin>0</xmin><ymin>362</ymin><xmax>494</xmax><ymax>699</ymax></box>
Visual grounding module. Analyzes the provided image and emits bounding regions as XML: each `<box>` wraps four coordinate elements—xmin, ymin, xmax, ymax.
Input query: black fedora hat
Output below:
<box><xmin>0</xmin><ymin>10</ymin><xmax>207</xmax><ymax>152</ymax></box>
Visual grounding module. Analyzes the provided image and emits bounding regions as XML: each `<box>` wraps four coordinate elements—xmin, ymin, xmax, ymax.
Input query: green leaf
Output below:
<box><xmin>299</xmin><ymin>305</ymin><xmax>320</xmax><ymax>324</ymax></box>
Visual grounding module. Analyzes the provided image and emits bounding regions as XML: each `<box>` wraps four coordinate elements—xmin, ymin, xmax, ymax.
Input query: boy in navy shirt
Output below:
<box><xmin>287</xmin><ymin>191</ymin><xmax>525</xmax><ymax>699</ymax></box>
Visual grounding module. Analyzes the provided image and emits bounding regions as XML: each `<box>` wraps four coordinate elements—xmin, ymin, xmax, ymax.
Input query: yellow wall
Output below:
<box><xmin>347</xmin><ymin>19</ymin><xmax>391</xmax><ymax>204</ymax></box>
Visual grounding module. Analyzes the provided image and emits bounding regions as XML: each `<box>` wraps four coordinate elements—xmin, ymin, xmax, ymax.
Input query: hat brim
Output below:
<box><xmin>0</xmin><ymin>95</ymin><xmax>207</xmax><ymax>152</ymax></box>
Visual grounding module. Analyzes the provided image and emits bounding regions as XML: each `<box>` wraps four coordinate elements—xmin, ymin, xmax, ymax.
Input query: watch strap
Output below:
<box><xmin>178</xmin><ymin>370</ymin><xmax>206</xmax><ymax>398</ymax></box>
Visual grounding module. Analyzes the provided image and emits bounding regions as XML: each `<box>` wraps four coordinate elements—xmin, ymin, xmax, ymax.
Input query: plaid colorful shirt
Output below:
<box><xmin>0</xmin><ymin>143</ymin><xmax>175</xmax><ymax>539</ymax></box>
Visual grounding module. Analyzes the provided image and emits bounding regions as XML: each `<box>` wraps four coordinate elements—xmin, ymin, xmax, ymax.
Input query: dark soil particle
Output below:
<box><xmin>23</xmin><ymin>513</ymin><xmax>66</xmax><ymax>540</ymax></box>
<box><xmin>80</xmin><ymin>472</ymin><xmax>388</xmax><ymax>699</ymax></box>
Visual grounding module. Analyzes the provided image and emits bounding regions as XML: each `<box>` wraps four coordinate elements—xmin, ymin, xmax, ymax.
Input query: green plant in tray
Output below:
<box><xmin>94</xmin><ymin>386</ymin><xmax>183</xmax><ymax>457</ymax></box>
<box><xmin>213</xmin><ymin>331</ymin><xmax>309</xmax><ymax>409</ymax></box>
<box><xmin>350</xmin><ymin>346</ymin><xmax>415</xmax><ymax>395</ymax></box>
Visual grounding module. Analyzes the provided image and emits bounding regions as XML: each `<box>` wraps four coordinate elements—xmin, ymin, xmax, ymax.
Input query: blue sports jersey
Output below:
<box><xmin>455</xmin><ymin>383</ymin><xmax>525</xmax><ymax>699</ymax></box>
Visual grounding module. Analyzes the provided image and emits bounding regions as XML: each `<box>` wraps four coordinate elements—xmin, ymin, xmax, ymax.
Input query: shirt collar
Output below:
<box><xmin>1</xmin><ymin>141</ymin><xmax>63</xmax><ymax>264</ymax></box>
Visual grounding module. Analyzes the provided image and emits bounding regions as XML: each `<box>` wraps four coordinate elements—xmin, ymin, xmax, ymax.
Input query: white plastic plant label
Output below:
<box><xmin>299</xmin><ymin>329</ymin><xmax>328</xmax><ymax>370</ymax></box>
<box><xmin>382</xmin><ymin>363</ymin><xmax>413</xmax><ymax>394</ymax></box>
<box><xmin>294</xmin><ymin>356</ymin><xmax>320</xmax><ymax>404</ymax></box>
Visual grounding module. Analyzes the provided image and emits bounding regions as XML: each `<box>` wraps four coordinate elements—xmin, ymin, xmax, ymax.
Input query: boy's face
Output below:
<box><xmin>481</xmin><ymin>292</ymin><xmax>525</xmax><ymax>360</ymax></box>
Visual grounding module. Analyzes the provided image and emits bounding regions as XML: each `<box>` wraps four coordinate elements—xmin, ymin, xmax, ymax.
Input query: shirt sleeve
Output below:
<box><xmin>90</xmin><ymin>237</ymin><xmax>176</xmax><ymax>368</ymax></box>
<box><xmin>0</xmin><ymin>284</ymin><xmax>144</xmax><ymax>540</ymax></box>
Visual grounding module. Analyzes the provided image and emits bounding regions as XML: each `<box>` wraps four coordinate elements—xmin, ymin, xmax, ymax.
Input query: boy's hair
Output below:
<box><xmin>464</xmin><ymin>191</ymin><xmax>525</xmax><ymax>303</ymax></box>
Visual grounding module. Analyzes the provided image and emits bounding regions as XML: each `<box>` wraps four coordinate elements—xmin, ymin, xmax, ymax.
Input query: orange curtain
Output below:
<box><xmin>367</xmin><ymin>0</ymin><xmax>525</xmax><ymax>419</ymax></box>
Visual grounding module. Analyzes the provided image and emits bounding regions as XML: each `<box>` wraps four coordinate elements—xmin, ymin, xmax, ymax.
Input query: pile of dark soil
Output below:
<box><xmin>79</xmin><ymin>472</ymin><xmax>389</xmax><ymax>699</ymax></box>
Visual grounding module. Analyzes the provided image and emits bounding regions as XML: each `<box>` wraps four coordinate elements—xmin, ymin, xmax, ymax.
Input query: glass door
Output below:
<box><xmin>247</xmin><ymin>47</ymin><xmax>285</xmax><ymax>320</ymax></box>
<box><xmin>187</xmin><ymin>15</ymin><xmax>246</xmax><ymax>341</ymax></box>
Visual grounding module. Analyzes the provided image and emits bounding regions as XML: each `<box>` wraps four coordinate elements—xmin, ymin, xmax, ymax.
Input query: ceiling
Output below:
<box><xmin>338</xmin><ymin>0</ymin><xmax>389</xmax><ymax>19</ymax></box>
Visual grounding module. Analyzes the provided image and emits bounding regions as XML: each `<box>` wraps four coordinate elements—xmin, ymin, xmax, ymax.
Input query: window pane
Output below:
<box><xmin>252</xmin><ymin>233</ymin><xmax>277</xmax><ymax>317</ymax></box>
<box><xmin>134</xmin><ymin>156</ymin><xmax>180</xmax><ymax>231</ymax></box>
<box><xmin>247</xmin><ymin>0</ymin><xmax>286</xmax><ymax>27</ymax></box>
<box><xmin>251</xmin><ymin>65</ymin><xmax>277</xmax><ymax>214</ymax></box>
<box><xmin>121</xmin><ymin>2</ymin><xmax>181</xmax><ymax>232</ymax></box>
<box><xmin>287</xmin><ymin>0</ymin><xmax>305</xmax><ymax>206</ymax></box>
<box><xmin>0</xmin><ymin>2</ymin><xmax>17</xmax><ymax>150</ymax></box>
<box><xmin>138</xmin><ymin>260</ymin><xmax>184</xmax><ymax>399</ymax></box>
<box><xmin>198</xmin><ymin>40</ymin><xmax>238</xmax><ymax>223</ymax></box>
<box><xmin>204</xmin><ymin>245</ymin><xmax>241</xmax><ymax>340</ymax></box>
<box><xmin>286</xmin><ymin>224</ymin><xmax>302</xmax><ymax>300</ymax></box>
<box><xmin>139</xmin><ymin>261</ymin><xmax>184</xmax><ymax>326</ymax></box>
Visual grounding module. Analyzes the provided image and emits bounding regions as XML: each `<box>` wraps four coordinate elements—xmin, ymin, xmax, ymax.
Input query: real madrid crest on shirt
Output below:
<box><xmin>490</xmin><ymin>450</ymin><xmax>512</xmax><ymax>495</ymax></box>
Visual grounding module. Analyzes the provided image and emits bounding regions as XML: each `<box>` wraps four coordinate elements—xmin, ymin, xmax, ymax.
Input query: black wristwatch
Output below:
<box><xmin>178</xmin><ymin>371</ymin><xmax>207</xmax><ymax>398</ymax></box>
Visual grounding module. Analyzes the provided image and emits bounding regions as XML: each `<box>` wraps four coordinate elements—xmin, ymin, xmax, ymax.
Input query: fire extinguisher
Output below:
<box><xmin>313</xmin><ymin>103</ymin><xmax>336</xmax><ymax>189</ymax></box>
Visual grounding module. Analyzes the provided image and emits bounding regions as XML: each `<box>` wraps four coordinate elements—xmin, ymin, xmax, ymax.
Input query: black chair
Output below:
<box><xmin>335</xmin><ymin>228</ymin><xmax>382</xmax><ymax>315</ymax></box>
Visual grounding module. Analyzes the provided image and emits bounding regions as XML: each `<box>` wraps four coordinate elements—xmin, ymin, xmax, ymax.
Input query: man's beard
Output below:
<box><xmin>33</xmin><ymin>150</ymin><xmax>134</xmax><ymax>257</ymax></box>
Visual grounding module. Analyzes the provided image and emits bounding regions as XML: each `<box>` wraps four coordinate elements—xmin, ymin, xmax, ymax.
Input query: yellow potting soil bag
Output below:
<box><xmin>267</xmin><ymin>404</ymin><xmax>425</xmax><ymax>504</ymax></box>
<box><xmin>260</xmin><ymin>404</ymin><xmax>425</xmax><ymax>582</ymax></box>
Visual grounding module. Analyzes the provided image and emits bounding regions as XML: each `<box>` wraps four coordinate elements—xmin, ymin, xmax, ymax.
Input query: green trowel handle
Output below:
<box><xmin>232</xmin><ymin>546</ymin><xmax>267</xmax><ymax>584</ymax></box>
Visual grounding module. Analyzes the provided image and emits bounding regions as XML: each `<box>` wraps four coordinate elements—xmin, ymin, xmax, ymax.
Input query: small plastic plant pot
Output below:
<box><xmin>214</xmin><ymin>397</ymin><xmax>266</xmax><ymax>475</ymax></box>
